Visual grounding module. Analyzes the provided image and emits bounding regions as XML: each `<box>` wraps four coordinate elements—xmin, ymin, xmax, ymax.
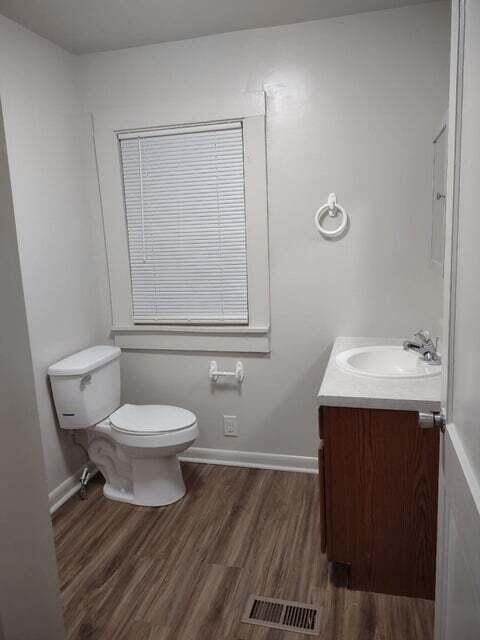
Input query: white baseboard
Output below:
<box><xmin>49</xmin><ymin>449</ymin><xmax>316</xmax><ymax>514</ymax></box>
<box><xmin>179</xmin><ymin>446</ymin><xmax>318</xmax><ymax>474</ymax></box>
<box><xmin>48</xmin><ymin>466</ymin><xmax>97</xmax><ymax>514</ymax></box>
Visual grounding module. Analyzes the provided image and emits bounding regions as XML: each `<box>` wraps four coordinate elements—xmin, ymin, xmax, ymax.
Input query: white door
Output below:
<box><xmin>434</xmin><ymin>1</ymin><xmax>480</xmax><ymax>638</ymax></box>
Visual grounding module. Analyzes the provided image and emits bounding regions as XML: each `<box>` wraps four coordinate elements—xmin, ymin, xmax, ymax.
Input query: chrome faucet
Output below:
<box><xmin>403</xmin><ymin>330</ymin><xmax>441</xmax><ymax>363</ymax></box>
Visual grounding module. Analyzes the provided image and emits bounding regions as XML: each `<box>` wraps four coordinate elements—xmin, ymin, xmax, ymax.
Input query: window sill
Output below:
<box><xmin>111</xmin><ymin>325</ymin><xmax>270</xmax><ymax>354</ymax></box>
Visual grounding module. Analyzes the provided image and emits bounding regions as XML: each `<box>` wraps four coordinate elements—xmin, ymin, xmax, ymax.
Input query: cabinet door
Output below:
<box><xmin>322</xmin><ymin>406</ymin><xmax>439</xmax><ymax>599</ymax></box>
<box><xmin>318</xmin><ymin>409</ymin><xmax>327</xmax><ymax>554</ymax></box>
<box><xmin>318</xmin><ymin>440</ymin><xmax>327</xmax><ymax>554</ymax></box>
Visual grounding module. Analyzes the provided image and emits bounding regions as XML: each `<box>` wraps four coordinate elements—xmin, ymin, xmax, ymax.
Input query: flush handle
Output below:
<box><xmin>80</xmin><ymin>374</ymin><xmax>92</xmax><ymax>390</ymax></box>
<box><xmin>418</xmin><ymin>411</ymin><xmax>446</xmax><ymax>432</ymax></box>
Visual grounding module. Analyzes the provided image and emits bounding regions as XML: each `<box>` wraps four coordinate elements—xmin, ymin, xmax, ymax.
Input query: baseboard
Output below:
<box><xmin>49</xmin><ymin>449</ymin><xmax>316</xmax><ymax>513</ymax></box>
<box><xmin>48</xmin><ymin>465</ymin><xmax>97</xmax><ymax>514</ymax></box>
<box><xmin>179</xmin><ymin>447</ymin><xmax>318</xmax><ymax>474</ymax></box>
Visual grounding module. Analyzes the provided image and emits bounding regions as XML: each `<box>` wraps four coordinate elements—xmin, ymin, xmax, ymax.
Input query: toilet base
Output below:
<box><xmin>87</xmin><ymin>428</ymin><xmax>193</xmax><ymax>507</ymax></box>
<box><xmin>102</xmin><ymin>455</ymin><xmax>186</xmax><ymax>507</ymax></box>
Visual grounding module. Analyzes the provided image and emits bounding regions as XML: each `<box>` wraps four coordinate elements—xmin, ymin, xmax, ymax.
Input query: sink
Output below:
<box><xmin>335</xmin><ymin>345</ymin><xmax>442</xmax><ymax>379</ymax></box>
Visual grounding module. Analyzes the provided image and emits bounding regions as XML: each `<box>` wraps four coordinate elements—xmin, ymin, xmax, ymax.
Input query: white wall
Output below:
<box><xmin>78</xmin><ymin>2</ymin><xmax>450</xmax><ymax>460</ymax></box>
<box><xmin>0</xmin><ymin>15</ymin><xmax>106</xmax><ymax>492</ymax></box>
<box><xmin>0</xmin><ymin>100</ymin><xmax>64</xmax><ymax>640</ymax></box>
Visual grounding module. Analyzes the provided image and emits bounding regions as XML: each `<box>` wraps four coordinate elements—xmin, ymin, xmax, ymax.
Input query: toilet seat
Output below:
<box><xmin>110</xmin><ymin>403</ymin><xmax>197</xmax><ymax>435</ymax></box>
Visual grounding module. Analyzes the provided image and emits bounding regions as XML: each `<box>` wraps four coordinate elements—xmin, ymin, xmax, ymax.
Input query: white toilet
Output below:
<box><xmin>48</xmin><ymin>345</ymin><xmax>198</xmax><ymax>507</ymax></box>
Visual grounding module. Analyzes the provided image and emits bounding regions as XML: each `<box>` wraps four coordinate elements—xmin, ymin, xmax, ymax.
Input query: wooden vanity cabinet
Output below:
<box><xmin>318</xmin><ymin>406</ymin><xmax>439</xmax><ymax>599</ymax></box>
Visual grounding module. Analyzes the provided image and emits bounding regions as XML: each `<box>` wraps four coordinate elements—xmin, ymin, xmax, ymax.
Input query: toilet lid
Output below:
<box><xmin>110</xmin><ymin>404</ymin><xmax>197</xmax><ymax>435</ymax></box>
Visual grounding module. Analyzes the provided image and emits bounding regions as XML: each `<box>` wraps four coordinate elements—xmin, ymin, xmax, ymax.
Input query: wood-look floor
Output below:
<box><xmin>52</xmin><ymin>463</ymin><xmax>434</xmax><ymax>640</ymax></box>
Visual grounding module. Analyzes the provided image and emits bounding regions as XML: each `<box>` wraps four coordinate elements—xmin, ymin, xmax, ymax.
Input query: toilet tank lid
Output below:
<box><xmin>48</xmin><ymin>345</ymin><xmax>121</xmax><ymax>377</ymax></box>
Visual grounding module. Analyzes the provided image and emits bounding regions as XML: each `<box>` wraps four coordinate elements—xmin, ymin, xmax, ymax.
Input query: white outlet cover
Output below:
<box><xmin>223</xmin><ymin>415</ymin><xmax>238</xmax><ymax>436</ymax></box>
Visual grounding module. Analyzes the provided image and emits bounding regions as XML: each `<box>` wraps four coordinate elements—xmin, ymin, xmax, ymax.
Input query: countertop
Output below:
<box><xmin>317</xmin><ymin>337</ymin><xmax>442</xmax><ymax>412</ymax></box>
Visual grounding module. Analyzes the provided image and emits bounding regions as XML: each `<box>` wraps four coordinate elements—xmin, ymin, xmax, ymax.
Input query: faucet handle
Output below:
<box><xmin>414</xmin><ymin>329</ymin><xmax>432</xmax><ymax>344</ymax></box>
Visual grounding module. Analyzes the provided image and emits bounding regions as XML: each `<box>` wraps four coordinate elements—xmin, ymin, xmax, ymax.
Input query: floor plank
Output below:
<box><xmin>52</xmin><ymin>463</ymin><xmax>434</xmax><ymax>640</ymax></box>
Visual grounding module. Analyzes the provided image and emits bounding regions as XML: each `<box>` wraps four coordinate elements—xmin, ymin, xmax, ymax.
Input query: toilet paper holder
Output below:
<box><xmin>209</xmin><ymin>360</ymin><xmax>245</xmax><ymax>383</ymax></box>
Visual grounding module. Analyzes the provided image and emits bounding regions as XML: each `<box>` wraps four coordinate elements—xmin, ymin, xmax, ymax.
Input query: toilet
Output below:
<box><xmin>48</xmin><ymin>345</ymin><xmax>198</xmax><ymax>507</ymax></box>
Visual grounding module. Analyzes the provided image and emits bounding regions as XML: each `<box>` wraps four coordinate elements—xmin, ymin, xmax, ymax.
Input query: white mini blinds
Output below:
<box><xmin>118</xmin><ymin>122</ymin><xmax>248</xmax><ymax>324</ymax></box>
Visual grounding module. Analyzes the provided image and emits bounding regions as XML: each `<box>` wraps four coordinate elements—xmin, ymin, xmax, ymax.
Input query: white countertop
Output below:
<box><xmin>317</xmin><ymin>337</ymin><xmax>441</xmax><ymax>412</ymax></box>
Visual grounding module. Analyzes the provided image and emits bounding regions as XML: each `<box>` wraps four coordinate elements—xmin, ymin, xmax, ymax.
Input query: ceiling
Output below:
<box><xmin>0</xmin><ymin>0</ymin><xmax>438</xmax><ymax>54</ymax></box>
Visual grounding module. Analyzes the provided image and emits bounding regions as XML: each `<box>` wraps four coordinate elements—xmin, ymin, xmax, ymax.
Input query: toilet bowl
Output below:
<box><xmin>48</xmin><ymin>346</ymin><xmax>198</xmax><ymax>507</ymax></box>
<box><xmin>89</xmin><ymin>404</ymin><xmax>198</xmax><ymax>506</ymax></box>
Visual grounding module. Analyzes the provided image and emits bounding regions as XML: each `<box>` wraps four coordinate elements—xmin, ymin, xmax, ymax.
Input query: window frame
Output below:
<box><xmin>93</xmin><ymin>92</ymin><xmax>270</xmax><ymax>353</ymax></box>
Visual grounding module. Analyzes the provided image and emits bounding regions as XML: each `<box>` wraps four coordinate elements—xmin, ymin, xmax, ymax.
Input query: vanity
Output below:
<box><xmin>317</xmin><ymin>337</ymin><xmax>441</xmax><ymax>600</ymax></box>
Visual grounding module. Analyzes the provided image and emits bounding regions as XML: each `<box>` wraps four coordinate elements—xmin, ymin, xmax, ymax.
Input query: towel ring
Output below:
<box><xmin>315</xmin><ymin>193</ymin><xmax>348</xmax><ymax>238</ymax></box>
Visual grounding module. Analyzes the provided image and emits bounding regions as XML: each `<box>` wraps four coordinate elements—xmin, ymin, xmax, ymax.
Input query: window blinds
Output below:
<box><xmin>118</xmin><ymin>122</ymin><xmax>248</xmax><ymax>324</ymax></box>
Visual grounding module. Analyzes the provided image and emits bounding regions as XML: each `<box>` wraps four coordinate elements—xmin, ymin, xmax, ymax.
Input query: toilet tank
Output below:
<box><xmin>48</xmin><ymin>345</ymin><xmax>121</xmax><ymax>429</ymax></box>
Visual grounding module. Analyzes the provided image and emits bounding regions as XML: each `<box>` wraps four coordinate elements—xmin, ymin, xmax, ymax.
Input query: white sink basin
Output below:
<box><xmin>336</xmin><ymin>345</ymin><xmax>441</xmax><ymax>379</ymax></box>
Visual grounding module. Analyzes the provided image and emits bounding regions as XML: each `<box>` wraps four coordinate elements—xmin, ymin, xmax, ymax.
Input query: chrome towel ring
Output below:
<box><xmin>315</xmin><ymin>193</ymin><xmax>348</xmax><ymax>238</ymax></box>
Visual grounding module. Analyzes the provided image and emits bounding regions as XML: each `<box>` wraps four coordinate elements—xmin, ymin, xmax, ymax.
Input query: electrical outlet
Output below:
<box><xmin>223</xmin><ymin>415</ymin><xmax>239</xmax><ymax>437</ymax></box>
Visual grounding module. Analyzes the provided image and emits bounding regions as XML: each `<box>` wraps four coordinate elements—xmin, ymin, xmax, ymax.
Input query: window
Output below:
<box><xmin>118</xmin><ymin>123</ymin><xmax>248</xmax><ymax>325</ymax></box>
<box><xmin>93</xmin><ymin>93</ymin><xmax>269</xmax><ymax>352</ymax></box>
